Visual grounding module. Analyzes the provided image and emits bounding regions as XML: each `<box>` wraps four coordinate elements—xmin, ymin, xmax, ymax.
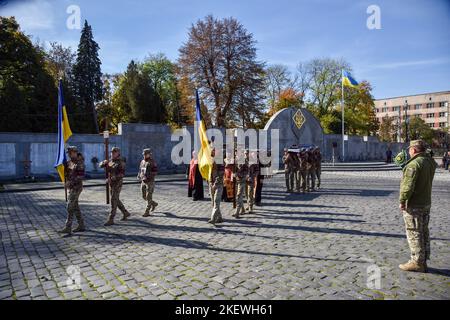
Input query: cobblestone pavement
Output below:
<box><xmin>0</xmin><ymin>170</ymin><xmax>449</xmax><ymax>300</ymax></box>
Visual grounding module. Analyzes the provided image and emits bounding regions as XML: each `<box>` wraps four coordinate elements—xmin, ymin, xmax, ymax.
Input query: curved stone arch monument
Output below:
<box><xmin>264</xmin><ymin>107</ymin><xmax>324</xmax><ymax>149</ymax></box>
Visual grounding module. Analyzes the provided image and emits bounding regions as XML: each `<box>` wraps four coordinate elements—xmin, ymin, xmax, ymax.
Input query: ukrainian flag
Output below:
<box><xmin>54</xmin><ymin>79</ymin><xmax>73</xmax><ymax>182</ymax></box>
<box><xmin>342</xmin><ymin>70</ymin><xmax>359</xmax><ymax>88</ymax></box>
<box><xmin>195</xmin><ymin>90</ymin><xmax>213</xmax><ymax>180</ymax></box>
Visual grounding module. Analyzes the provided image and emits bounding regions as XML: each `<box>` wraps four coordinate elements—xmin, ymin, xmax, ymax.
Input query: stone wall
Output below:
<box><xmin>0</xmin><ymin>112</ymin><xmax>405</xmax><ymax>179</ymax></box>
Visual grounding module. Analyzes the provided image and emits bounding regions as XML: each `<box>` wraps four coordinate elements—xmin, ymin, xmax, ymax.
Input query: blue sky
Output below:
<box><xmin>1</xmin><ymin>0</ymin><xmax>449</xmax><ymax>99</ymax></box>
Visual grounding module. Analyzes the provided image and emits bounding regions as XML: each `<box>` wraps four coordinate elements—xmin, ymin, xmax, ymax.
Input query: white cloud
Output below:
<box><xmin>1</xmin><ymin>0</ymin><xmax>55</xmax><ymax>31</ymax></box>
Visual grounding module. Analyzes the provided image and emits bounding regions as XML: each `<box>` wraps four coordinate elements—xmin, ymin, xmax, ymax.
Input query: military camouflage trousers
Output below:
<box><xmin>296</xmin><ymin>170</ymin><xmax>307</xmax><ymax>192</ymax></box>
<box><xmin>210</xmin><ymin>183</ymin><xmax>223</xmax><ymax>222</ymax></box>
<box><xmin>110</xmin><ymin>181</ymin><xmax>128</xmax><ymax>219</ymax></box>
<box><xmin>141</xmin><ymin>180</ymin><xmax>157</xmax><ymax>214</ymax></box>
<box><xmin>65</xmin><ymin>187</ymin><xmax>84</xmax><ymax>228</ymax></box>
<box><xmin>235</xmin><ymin>179</ymin><xmax>246</xmax><ymax>216</ymax></box>
<box><xmin>402</xmin><ymin>207</ymin><xmax>431</xmax><ymax>264</ymax></box>
<box><xmin>246</xmin><ymin>180</ymin><xmax>255</xmax><ymax>211</ymax></box>
<box><xmin>285</xmin><ymin>169</ymin><xmax>294</xmax><ymax>191</ymax></box>
<box><xmin>315</xmin><ymin>167</ymin><xmax>321</xmax><ymax>188</ymax></box>
<box><xmin>307</xmin><ymin>169</ymin><xmax>316</xmax><ymax>190</ymax></box>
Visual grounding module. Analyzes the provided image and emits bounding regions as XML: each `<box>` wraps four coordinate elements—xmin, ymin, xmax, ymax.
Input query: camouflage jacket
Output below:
<box><xmin>298</xmin><ymin>152</ymin><xmax>308</xmax><ymax>170</ymax></box>
<box><xmin>314</xmin><ymin>152</ymin><xmax>322</xmax><ymax>169</ymax></box>
<box><xmin>235</xmin><ymin>160</ymin><xmax>249</xmax><ymax>181</ymax></box>
<box><xmin>210</xmin><ymin>162</ymin><xmax>225</xmax><ymax>186</ymax></box>
<box><xmin>139</xmin><ymin>158</ymin><xmax>158</xmax><ymax>183</ymax></box>
<box><xmin>100</xmin><ymin>157</ymin><xmax>126</xmax><ymax>184</ymax></box>
<box><xmin>399</xmin><ymin>152</ymin><xmax>437</xmax><ymax>208</ymax></box>
<box><xmin>66</xmin><ymin>154</ymin><xmax>85</xmax><ymax>190</ymax></box>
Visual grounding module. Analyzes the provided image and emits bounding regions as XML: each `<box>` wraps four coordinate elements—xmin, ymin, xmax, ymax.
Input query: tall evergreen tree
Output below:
<box><xmin>72</xmin><ymin>20</ymin><xmax>103</xmax><ymax>133</ymax></box>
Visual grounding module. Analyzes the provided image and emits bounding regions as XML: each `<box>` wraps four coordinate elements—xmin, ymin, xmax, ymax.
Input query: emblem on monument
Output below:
<box><xmin>292</xmin><ymin>109</ymin><xmax>306</xmax><ymax>129</ymax></box>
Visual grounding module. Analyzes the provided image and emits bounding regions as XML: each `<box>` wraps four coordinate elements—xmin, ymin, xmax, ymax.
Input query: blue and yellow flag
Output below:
<box><xmin>54</xmin><ymin>80</ymin><xmax>73</xmax><ymax>182</ymax></box>
<box><xmin>342</xmin><ymin>70</ymin><xmax>359</xmax><ymax>88</ymax></box>
<box><xmin>195</xmin><ymin>90</ymin><xmax>212</xmax><ymax>180</ymax></box>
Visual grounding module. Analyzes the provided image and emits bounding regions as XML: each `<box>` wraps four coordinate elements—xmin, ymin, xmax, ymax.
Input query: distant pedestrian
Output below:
<box><xmin>386</xmin><ymin>149</ymin><xmax>393</xmax><ymax>163</ymax></box>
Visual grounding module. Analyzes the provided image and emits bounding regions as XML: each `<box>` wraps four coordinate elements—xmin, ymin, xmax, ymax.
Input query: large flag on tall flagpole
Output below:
<box><xmin>195</xmin><ymin>90</ymin><xmax>213</xmax><ymax>180</ymax></box>
<box><xmin>54</xmin><ymin>79</ymin><xmax>73</xmax><ymax>182</ymax></box>
<box><xmin>342</xmin><ymin>70</ymin><xmax>359</xmax><ymax>88</ymax></box>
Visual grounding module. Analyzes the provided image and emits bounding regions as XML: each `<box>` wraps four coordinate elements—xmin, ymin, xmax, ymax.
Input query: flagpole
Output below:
<box><xmin>341</xmin><ymin>69</ymin><xmax>345</xmax><ymax>162</ymax></box>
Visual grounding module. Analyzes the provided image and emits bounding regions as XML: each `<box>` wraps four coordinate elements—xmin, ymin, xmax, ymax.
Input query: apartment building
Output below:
<box><xmin>374</xmin><ymin>91</ymin><xmax>450</xmax><ymax>130</ymax></box>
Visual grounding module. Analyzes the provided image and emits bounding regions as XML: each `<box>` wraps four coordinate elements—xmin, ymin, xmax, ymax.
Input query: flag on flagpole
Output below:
<box><xmin>342</xmin><ymin>70</ymin><xmax>359</xmax><ymax>88</ymax></box>
<box><xmin>54</xmin><ymin>79</ymin><xmax>73</xmax><ymax>182</ymax></box>
<box><xmin>195</xmin><ymin>90</ymin><xmax>213</xmax><ymax>180</ymax></box>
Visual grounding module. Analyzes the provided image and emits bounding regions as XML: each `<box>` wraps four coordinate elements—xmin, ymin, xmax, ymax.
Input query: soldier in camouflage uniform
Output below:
<box><xmin>306</xmin><ymin>147</ymin><xmax>316</xmax><ymax>192</ymax></box>
<box><xmin>246</xmin><ymin>151</ymin><xmax>259</xmax><ymax>213</ymax></box>
<box><xmin>138</xmin><ymin>149</ymin><xmax>158</xmax><ymax>217</ymax></box>
<box><xmin>297</xmin><ymin>148</ymin><xmax>308</xmax><ymax>193</ymax></box>
<box><xmin>233</xmin><ymin>149</ymin><xmax>249</xmax><ymax>219</ymax></box>
<box><xmin>208</xmin><ymin>148</ymin><xmax>225</xmax><ymax>225</ymax></box>
<box><xmin>100</xmin><ymin>147</ymin><xmax>131</xmax><ymax>226</ymax></box>
<box><xmin>282</xmin><ymin>148</ymin><xmax>296</xmax><ymax>192</ymax></box>
<box><xmin>399</xmin><ymin>140</ymin><xmax>437</xmax><ymax>272</ymax></box>
<box><xmin>313</xmin><ymin>147</ymin><xmax>322</xmax><ymax>189</ymax></box>
<box><xmin>59</xmin><ymin>146</ymin><xmax>86</xmax><ymax>235</ymax></box>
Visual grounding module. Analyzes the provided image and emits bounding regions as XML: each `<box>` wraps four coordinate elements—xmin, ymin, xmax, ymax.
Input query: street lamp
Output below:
<box><xmin>404</xmin><ymin>100</ymin><xmax>409</xmax><ymax>143</ymax></box>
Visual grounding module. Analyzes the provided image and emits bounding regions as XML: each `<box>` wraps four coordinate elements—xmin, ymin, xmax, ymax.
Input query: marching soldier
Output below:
<box><xmin>59</xmin><ymin>146</ymin><xmax>86</xmax><ymax>235</ymax></box>
<box><xmin>208</xmin><ymin>148</ymin><xmax>225</xmax><ymax>225</ymax></box>
<box><xmin>313</xmin><ymin>147</ymin><xmax>322</xmax><ymax>189</ymax></box>
<box><xmin>233</xmin><ymin>149</ymin><xmax>248</xmax><ymax>219</ymax></box>
<box><xmin>246</xmin><ymin>151</ymin><xmax>259</xmax><ymax>213</ymax></box>
<box><xmin>399</xmin><ymin>140</ymin><xmax>437</xmax><ymax>272</ymax></box>
<box><xmin>100</xmin><ymin>147</ymin><xmax>131</xmax><ymax>226</ymax></box>
<box><xmin>298</xmin><ymin>148</ymin><xmax>308</xmax><ymax>193</ymax></box>
<box><xmin>138</xmin><ymin>149</ymin><xmax>158</xmax><ymax>217</ymax></box>
<box><xmin>282</xmin><ymin>148</ymin><xmax>295</xmax><ymax>192</ymax></box>
<box><xmin>306</xmin><ymin>147</ymin><xmax>316</xmax><ymax>191</ymax></box>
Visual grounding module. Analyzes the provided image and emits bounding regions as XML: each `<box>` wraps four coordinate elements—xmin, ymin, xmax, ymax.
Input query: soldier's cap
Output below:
<box><xmin>142</xmin><ymin>148</ymin><xmax>152</xmax><ymax>155</ymax></box>
<box><xmin>408</xmin><ymin>140</ymin><xmax>426</xmax><ymax>150</ymax></box>
<box><xmin>111</xmin><ymin>147</ymin><xmax>120</xmax><ymax>153</ymax></box>
<box><xmin>67</xmin><ymin>146</ymin><xmax>78</xmax><ymax>153</ymax></box>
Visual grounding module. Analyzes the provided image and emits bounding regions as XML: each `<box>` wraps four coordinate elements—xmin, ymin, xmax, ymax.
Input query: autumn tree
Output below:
<box><xmin>179</xmin><ymin>15</ymin><xmax>265</xmax><ymax>127</ymax></box>
<box><xmin>379</xmin><ymin>115</ymin><xmax>396</xmax><ymax>142</ymax></box>
<box><xmin>401</xmin><ymin>117</ymin><xmax>434</xmax><ymax>144</ymax></box>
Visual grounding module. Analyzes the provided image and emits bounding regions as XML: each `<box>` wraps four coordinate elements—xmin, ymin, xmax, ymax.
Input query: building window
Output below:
<box><xmin>439</xmin><ymin>112</ymin><xmax>446</xmax><ymax>117</ymax></box>
<box><xmin>428</xmin><ymin>123</ymin><xmax>435</xmax><ymax>128</ymax></box>
<box><xmin>382</xmin><ymin>107</ymin><xmax>388</xmax><ymax>112</ymax></box>
<box><xmin>426</xmin><ymin>113</ymin><xmax>434</xmax><ymax>118</ymax></box>
<box><xmin>414</xmin><ymin>114</ymin><xmax>421</xmax><ymax>118</ymax></box>
<box><xmin>414</xmin><ymin>104</ymin><xmax>421</xmax><ymax>110</ymax></box>
<box><xmin>439</xmin><ymin>122</ymin><xmax>446</xmax><ymax>128</ymax></box>
<box><xmin>439</xmin><ymin>102</ymin><xmax>447</xmax><ymax>108</ymax></box>
<box><xmin>426</xmin><ymin>103</ymin><xmax>434</xmax><ymax>109</ymax></box>
<box><xmin>376</xmin><ymin>108</ymin><xmax>379</xmax><ymax>113</ymax></box>
<box><xmin>393</xmin><ymin>106</ymin><xmax>400</xmax><ymax>112</ymax></box>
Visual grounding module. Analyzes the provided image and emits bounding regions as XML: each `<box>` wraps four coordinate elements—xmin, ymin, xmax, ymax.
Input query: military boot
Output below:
<box><xmin>59</xmin><ymin>226</ymin><xmax>72</xmax><ymax>235</ymax></box>
<box><xmin>151</xmin><ymin>202</ymin><xmax>158</xmax><ymax>212</ymax></box>
<box><xmin>143</xmin><ymin>209</ymin><xmax>151</xmax><ymax>217</ymax></box>
<box><xmin>399</xmin><ymin>261</ymin><xmax>427</xmax><ymax>273</ymax></box>
<box><xmin>104</xmin><ymin>218</ymin><xmax>115</xmax><ymax>226</ymax></box>
<box><xmin>120</xmin><ymin>211</ymin><xmax>131</xmax><ymax>221</ymax></box>
<box><xmin>73</xmin><ymin>224</ymin><xmax>86</xmax><ymax>233</ymax></box>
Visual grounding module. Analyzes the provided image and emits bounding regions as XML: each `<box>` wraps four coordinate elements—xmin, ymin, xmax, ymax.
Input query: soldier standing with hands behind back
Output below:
<box><xmin>139</xmin><ymin>149</ymin><xmax>158</xmax><ymax>217</ymax></box>
<box><xmin>399</xmin><ymin>140</ymin><xmax>437</xmax><ymax>273</ymax></box>
<box><xmin>59</xmin><ymin>146</ymin><xmax>86</xmax><ymax>235</ymax></box>
<box><xmin>100</xmin><ymin>147</ymin><xmax>131</xmax><ymax>226</ymax></box>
